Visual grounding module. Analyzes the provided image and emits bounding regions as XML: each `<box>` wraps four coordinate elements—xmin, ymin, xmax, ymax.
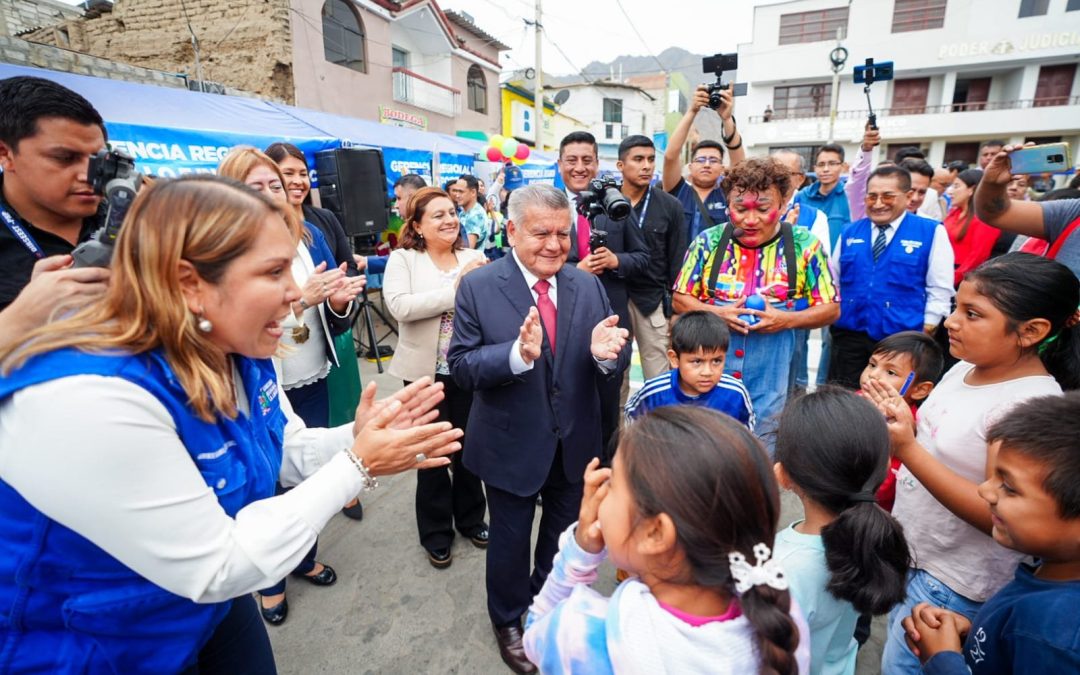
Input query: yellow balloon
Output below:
<box><xmin>489</xmin><ymin>134</ymin><xmax>506</xmax><ymax>149</ymax></box>
<box><xmin>512</xmin><ymin>156</ymin><xmax>527</xmax><ymax>165</ymax></box>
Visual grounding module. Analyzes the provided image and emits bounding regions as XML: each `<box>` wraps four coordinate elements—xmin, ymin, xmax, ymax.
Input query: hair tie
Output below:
<box><xmin>849</xmin><ymin>491</ymin><xmax>878</xmax><ymax>504</ymax></box>
<box><xmin>1038</xmin><ymin>332</ymin><xmax>1061</xmax><ymax>356</ymax></box>
<box><xmin>728</xmin><ymin>543</ymin><xmax>788</xmax><ymax>594</ymax></box>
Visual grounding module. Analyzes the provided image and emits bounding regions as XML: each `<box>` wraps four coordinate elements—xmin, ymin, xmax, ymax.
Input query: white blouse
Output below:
<box><xmin>0</xmin><ymin>370</ymin><xmax>361</xmax><ymax>604</ymax></box>
<box><xmin>279</xmin><ymin>242</ymin><xmax>330</xmax><ymax>389</ymax></box>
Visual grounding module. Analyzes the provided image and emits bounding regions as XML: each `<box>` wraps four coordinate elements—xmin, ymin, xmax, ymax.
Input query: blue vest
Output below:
<box><xmin>785</xmin><ymin>201</ymin><xmax>819</xmax><ymax>230</ymax></box>
<box><xmin>0</xmin><ymin>348</ymin><xmax>286</xmax><ymax>674</ymax></box>
<box><xmin>835</xmin><ymin>213</ymin><xmax>937</xmax><ymax>340</ymax></box>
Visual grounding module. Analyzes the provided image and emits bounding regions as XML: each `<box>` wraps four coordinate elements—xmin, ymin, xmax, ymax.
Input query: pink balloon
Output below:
<box><xmin>514</xmin><ymin>143</ymin><xmax>530</xmax><ymax>161</ymax></box>
<box><xmin>486</xmin><ymin>146</ymin><xmax>503</xmax><ymax>162</ymax></box>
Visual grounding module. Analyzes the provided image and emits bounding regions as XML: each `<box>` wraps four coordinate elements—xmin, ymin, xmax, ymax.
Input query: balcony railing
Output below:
<box><xmin>392</xmin><ymin>67</ymin><xmax>461</xmax><ymax>118</ymax></box>
<box><xmin>750</xmin><ymin>95</ymin><xmax>1080</xmax><ymax>123</ymax></box>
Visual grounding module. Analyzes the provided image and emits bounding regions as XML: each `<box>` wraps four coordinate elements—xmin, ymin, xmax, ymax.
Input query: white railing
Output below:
<box><xmin>392</xmin><ymin>67</ymin><xmax>461</xmax><ymax>118</ymax></box>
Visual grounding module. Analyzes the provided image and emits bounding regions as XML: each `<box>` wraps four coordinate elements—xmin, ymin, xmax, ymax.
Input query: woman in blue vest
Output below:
<box><xmin>0</xmin><ymin>175</ymin><xmax>461</xmax><ymax>674</ymax></box>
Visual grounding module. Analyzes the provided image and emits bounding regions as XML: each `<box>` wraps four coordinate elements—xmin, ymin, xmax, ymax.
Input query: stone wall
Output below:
<box><xmin>0</xmin><ymin>33</ymin><xmax>189</xmax><ymax>88</ymax></box>
<box><xmin>0</xmin><ymin>0</ymin><xmax>80</xmax><ymax>38</ymax></box>
<box><xmin>20</xmin><ymin>0</ymin><xmax>295</xmax><ymax>102</ymax></box>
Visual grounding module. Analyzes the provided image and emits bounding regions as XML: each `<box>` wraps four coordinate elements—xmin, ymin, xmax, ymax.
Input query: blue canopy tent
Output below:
<box><xmin>0</xmin><ymin>63</ymin><xmax>560</xmax><ymax>194</ymax></box>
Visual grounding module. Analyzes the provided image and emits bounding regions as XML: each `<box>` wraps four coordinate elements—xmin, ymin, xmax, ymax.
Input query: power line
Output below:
<box><xmin>541</xmin><ymin>28</ymin><xmax>594</xmax><ymax>85</ymax></box>
<box><xmin>613</xmin><ymin>0</ymin><xmax>668</xmax><ymax>76</ymax></box>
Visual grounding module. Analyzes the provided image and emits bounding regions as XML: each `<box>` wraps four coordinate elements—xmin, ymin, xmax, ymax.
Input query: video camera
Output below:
<box><xmin>852</xmin><ymin>58</ymin><xmax>894</xmax><ymax>130</ymax></box>
<box><xmin>702</xmin><ymin>52</ymin><xmax>747</xmax><ymax>108</ymax></box>
<box><xmin>575</xmin><ymin>176</ymin><xmax>631</xmax><ymax>222</ymax></box>
<box><xmin>72</xmin><ymin>149</ymin><xmax>143</xmax><ymax>268</ymax></box>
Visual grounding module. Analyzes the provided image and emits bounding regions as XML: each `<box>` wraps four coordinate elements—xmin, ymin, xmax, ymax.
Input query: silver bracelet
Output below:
<box><xmin>342</xmin><ymin>449</ymin><xmax>379</xmax><ymax>491</ymax></box>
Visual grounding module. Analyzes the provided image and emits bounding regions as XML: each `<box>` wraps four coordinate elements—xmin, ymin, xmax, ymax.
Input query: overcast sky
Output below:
<box><xmin>56</xmin><ymin>0</ymin><xmax>790</xmax><ymax>76</ymax></box>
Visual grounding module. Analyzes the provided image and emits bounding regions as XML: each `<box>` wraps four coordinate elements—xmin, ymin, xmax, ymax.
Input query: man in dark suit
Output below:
<box><xmin>559</xmin><ymin>131</ymin><xmax>648</xmax><ymax>448</ymax></box>
<box><xmin>448</xmin><ymin>184</ymin><xmax>630</xmax><ymax>674</ymax></box>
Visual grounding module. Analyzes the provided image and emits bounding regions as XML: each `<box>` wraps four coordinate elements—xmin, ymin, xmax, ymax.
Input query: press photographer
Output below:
<box><xmin>0</xmin><ymin>77</ymin><xmax>113</xmax><ymax>344</ymax></box>
<box><xmin>558</xmin><ymin>131</ymin><xmax>648</xmax><ymax>445</ymax></box>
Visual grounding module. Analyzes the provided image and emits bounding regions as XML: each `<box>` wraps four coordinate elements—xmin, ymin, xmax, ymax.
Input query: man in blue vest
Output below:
<box><xmin>827</xmin><ymin>165</ymin><xmax>954</xmax><ymax>389</ymax></box>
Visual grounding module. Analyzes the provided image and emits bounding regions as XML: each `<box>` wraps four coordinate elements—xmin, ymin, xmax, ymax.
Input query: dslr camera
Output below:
<box><xmin>72</xmin><ymin>149</ymin><xmax>143</xmax><ymax>268</ymax></box>
<box><xmin>702</xmin><ymin>52</ymin><xmax>747</xmax><ymax>109</ymax></box>
<box><xmin>576</xmin><ymin>176</ymin><xmax>631</xmax><ymax>222</ymax></box>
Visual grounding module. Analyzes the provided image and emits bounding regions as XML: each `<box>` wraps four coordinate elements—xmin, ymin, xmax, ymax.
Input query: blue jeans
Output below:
<box><xmin>881</xmin><ymin>569</ymin><xmax>984</xmax><ymax>675</ymax></box>
<box><xmin>724</xmin><ymin>324</ymin><xmax>795</xmax><ymax>456</ymax></box>
<box><xmin>816</xmin><ymin>327</ymin><xmax>832</xmax><ymax>386</ymax></box>
<box><xmin>788</xmin><ymin>328</ymin><xmax>809</xmax><ymax>392</ymax></box>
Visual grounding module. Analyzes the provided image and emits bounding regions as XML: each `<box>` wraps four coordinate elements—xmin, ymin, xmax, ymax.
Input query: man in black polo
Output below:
<box><xmin>0</xmin><ymin>76</ymin><xmax>110</xmax><ymax>343</ymax></box>
<box><xmin>617</xmin><ymin>135</ymin><xmax>686</xmax><ymax>380</ymax></box>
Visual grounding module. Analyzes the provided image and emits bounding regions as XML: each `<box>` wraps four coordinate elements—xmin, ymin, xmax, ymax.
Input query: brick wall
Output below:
<box><xmin>0</xmin><ymin>33</ymin><xmax>189</xmax><ymax>88</ymax></box>
<box><xmin>19</xmin><ymin>0</ymin><xmax>295</xmax><ymax>102</ymax></box>
<box><xmin>0</xmin><ymin>0</ymin><xmax>80</xmax><ymax>38</ymax></box>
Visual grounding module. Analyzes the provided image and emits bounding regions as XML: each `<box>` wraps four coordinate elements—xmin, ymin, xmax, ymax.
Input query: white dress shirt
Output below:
<box><xmin>0</xmin><ymin>365</ymin><xmax>360</xmax><ymax>604</ymax></box>
<box><xmin>917</xmin><ymin>187</ymin><xmax>946</xmax><ymax>222</ymax></box>
<box><xmin>829</xmin><ymin>212</ymin><xmax>955</xmax><ymax>326</ymax></box>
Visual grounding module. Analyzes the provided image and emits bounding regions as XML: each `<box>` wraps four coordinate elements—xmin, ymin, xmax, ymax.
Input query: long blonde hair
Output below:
<box><xmin>0</xmin><ymin>175</ymin><xmax>291</xmax><ymax>422</ymax></box>
<box><xmin>218</xmin><ymin>145</ymin><xmax>308</xmax><ymax>245</ymax></box>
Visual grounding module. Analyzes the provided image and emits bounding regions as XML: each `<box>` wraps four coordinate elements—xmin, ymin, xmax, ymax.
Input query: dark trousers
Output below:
<box><xmin>827</xmin><ymin>327</ymin><xmax>880</xmax><ymax>390</ymax></box>
<box><xmin>484</xmin><ymin>445</ymin><xmax>582</xmax><ymax>627</ymax></box>
<box><xmin>182</xmin><ymin>594</ymin><xmax>277</xmax><ymax>675</ymax></box>
<box><xmin>597</xmin><ymin>371</ymin><xmax>622</xmax><ymax>463</ymax></box>
<box><xmin>259</xmin><ymin>377</ymin><xmax>329</xmax><ymax>597</ymax></box>
<box><xmin>259</xmin><ymin>483</ymin><xmax>318</xmax><ymax>597</ymax></box>
<box><xmin>408</xmin><ymin>374</ymin><xmax>487</xmax><ymax>551</ymax></box>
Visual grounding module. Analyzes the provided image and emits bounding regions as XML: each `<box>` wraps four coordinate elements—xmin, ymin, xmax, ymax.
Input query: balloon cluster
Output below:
<box><xmin>485</xmin><ymin>135</ymin><xmax>531</xmax><ymax>165</ymax></box>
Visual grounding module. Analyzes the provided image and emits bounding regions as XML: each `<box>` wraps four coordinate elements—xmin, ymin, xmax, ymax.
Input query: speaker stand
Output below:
<box><xmin>353</xmin><ymin>287</ymin><xmax>396</xmax><ymax>374</ymax></box>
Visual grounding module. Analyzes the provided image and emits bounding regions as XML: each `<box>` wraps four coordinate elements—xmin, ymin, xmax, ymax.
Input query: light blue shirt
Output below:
<box><xmin>773</xmin><ymin>522</ymin><xmax>858</xmax><ymax>675</ymax></box>
<box><xmin>460</xmin><ymin>202</ymin><xmax>490</xmax><ymax>248</ymax></box>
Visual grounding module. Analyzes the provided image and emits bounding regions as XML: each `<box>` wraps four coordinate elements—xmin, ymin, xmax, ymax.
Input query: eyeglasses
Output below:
<box><xmin>864</xmin><ymin>192</ymin><xmax>901</xmax><ymax>205</ymax></box>
<box><xmin>815</xmin><ymin>160</ymin><xmax>842</xmax><ymax>169</ymax></box>
<box><xmin>692</xmin><ymin>156</ymin><xmax>723</xmax><ymax>165</ymax></box>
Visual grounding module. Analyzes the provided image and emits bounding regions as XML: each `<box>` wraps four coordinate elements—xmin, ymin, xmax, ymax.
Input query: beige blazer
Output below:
<box><xmin>383</xmin><ymin>246</ymin><xmax>486</xmax><ymax>382</ymax></box>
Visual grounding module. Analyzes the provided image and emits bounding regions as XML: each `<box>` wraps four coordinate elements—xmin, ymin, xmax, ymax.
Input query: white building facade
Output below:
<box><xmin>549</xmin><ymin>81</ymin><xmax>658</xmax><ymax>165</ymax></box>
<box><xmin>737</xmin><ymin>0</ymin><xmax>1080</xmax><ymax>169</ymax></box>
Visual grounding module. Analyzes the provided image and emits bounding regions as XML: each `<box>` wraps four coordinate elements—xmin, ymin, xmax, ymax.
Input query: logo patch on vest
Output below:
<box><xmin>846</xmin><ymin>237</ymin><xmax>866</xmax><ymax>246</ymax></box>
<box><xmin>258</xmin><ymin>379</ymin><xmax>279</xmax><ymax>417</ymax></box>
<box><xmin>899</xmin><ymin>239</ymin><xmax>924</xmax><ymax>255</ymax></box>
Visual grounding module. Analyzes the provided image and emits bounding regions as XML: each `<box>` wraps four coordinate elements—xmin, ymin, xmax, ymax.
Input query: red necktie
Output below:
<box><xmin>576</xmin><ymin>213</ymin><xmax>591</xmax><ymax>258</ymax></box>
<box><xmin>533</xmin><ymin>279</ymin><xmax>557</xmax><ymax>356</ymax></box>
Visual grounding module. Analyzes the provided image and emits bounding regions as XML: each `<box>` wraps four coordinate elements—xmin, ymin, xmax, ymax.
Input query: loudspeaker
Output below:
<box><xmin>315</xmin><ymin>148</ymin><xmax>390</xmax><ymax>237</ymax></box>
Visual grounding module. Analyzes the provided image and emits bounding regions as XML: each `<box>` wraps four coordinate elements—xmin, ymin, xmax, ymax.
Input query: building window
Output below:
<box><xmin>1069</xmin><ymin>0</ymin><xmax>1080</xmax><ymax>10</ymax></box>
<box><xmin>892</xmin><ymin>0</ymin><xmax>947</xmax><ymax>33</ymax></box>
<box><xmin>952</xmin><ymin>77</ymin><xmax>990</xmax><ymax>112</ymax></box>
<box><xmin>1018</xmin><ymin>0</ymin><xmax>1050</xmax><ymax>17</ymax></box>
<box><xmin>1034</xmin><ymin>63</ymin><xmax>1076</xmax><ymax>107</ymax></box>
<box><xmin>772</xmin><ymin>83</ymin><xmax>832</xmax><ymax>119</ymax></box>
<box><xmin>323</xmin><ymin>0</ymin><xmax>366</xmax><ymax>73</ymax></box>
<box><xmin>603</xmin><ymin>98</ymin><xmax>623</xmax><ymax>139</ymax></box>
<box><xmin>891</xmin><ymin>77</ymin><xmax>930</xmax><ymax>114</ymax></box>
<box><xmin>466</xmin><ymin>65</ymin><xmax>487</xmax><ymax>114</ymax></box>
<box><xmin>778</xmin><ymin>7</ymin><xmax>849</xmax><ymax>45</ymax></box>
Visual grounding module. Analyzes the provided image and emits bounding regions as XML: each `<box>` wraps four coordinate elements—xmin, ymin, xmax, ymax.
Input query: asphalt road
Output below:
<box><xmin>266</xmin><ymin>312</ymin><xmax>886</xmax><ymax>673</ymax></box>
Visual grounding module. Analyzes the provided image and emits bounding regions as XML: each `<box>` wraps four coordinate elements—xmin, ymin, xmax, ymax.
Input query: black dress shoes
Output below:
<box><xmin>427</xmin><ymin>547</ymin><xmax>453</xmax><ymax>569</ymax></box>
<box><xmin>259</xmin><ymin>596</ymin><xmax>289</xmax><ymax>626</ymax></box>
<box><xmin>341</xmin><ymin>500</ymin><xmax>364</xmax><ymax>521</ymax></box>
<box><xmin>291</xmin><ymin>563</ymin><xmax>337</xmax><ymax>586</ymax></box>
<box><xmin>492</xmin><ymin>622</ymin><xmax>537</xmax><ymax>674</ymax></box>
<box><xmin>468</xmin><ymin>528</ymin><xmax>490</xmax><ymax>549</ymax></box>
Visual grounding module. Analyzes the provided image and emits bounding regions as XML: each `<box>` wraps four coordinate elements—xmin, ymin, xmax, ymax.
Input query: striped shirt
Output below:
<box><xmin>625</xmin><ymin>369</ymin><xmax>755</xmax><ymax>431</ymax></box>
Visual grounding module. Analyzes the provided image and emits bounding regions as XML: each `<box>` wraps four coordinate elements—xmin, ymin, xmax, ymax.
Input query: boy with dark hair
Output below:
<box><xmin>799</xmin><ymin>143</ymin><xmax>852</xmax><ymax>245</ymax></box>
<box><xmin>624</xmin><ymin>310</ymin><xmax>754</xmax><ymax>430</ymax></box>
<box><xmin>903</xmin><ymin>392</ymin><xmax>1080</xmax><ymax>675</ymax></box>
<box><xmin>0</xmin><ymin>76</ymin><xmax>110</xmax><ymax>343</ymax></box>
<box><xmin>858</xmin><ymin>330</ymin><xmax>944</xmax><ymax>511</ymax></box>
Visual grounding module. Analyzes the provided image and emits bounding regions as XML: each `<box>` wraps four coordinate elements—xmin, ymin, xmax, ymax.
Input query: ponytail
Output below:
<box><xmin>776</xmin><ymin>388</ymin><xmax>911</xmax><ymax>615</ymax></box>
<box><xmin>821</xmin><ymin>501</ymin><xmax>910</xmax><ymax>614</ymax></box>
<box><xmin>741</xmin><ymin>585</ymin><xmax>799</xmax><ymax>675</ymax></box>
<box><xmin>966</xmin><ymin>253</ymin><xmax>1080</xmax><ymax>391</ymax></box>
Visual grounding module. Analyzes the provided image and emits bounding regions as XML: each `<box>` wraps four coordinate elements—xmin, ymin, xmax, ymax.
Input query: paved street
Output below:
<box><xmin>267</xmin><ymin>303</ymin><xmax>886</xmax><ymax>673</ymax></box>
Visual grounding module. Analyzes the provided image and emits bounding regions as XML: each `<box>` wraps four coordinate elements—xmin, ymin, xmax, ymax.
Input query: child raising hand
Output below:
<box><xmin>523</xmin><ymin>407</ymin><xmax>810</xmax><ymax>674</ymax></box>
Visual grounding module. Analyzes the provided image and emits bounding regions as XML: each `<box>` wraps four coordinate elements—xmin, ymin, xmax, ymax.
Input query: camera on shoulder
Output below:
<box><xmin>576</xmin><ymin>177</ymin><xmax>631</xmax><ymax>222</ymax></box>
<box><xmin>72</xmin><ymin>149</ymin><xmax>143</xmax><ymax>268</ymax></box>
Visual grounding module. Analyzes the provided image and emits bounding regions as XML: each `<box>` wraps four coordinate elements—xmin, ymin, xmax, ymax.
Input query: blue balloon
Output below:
<box><xmin>740</xmin><ymin>294</ymin><xmax>766</xmax><ymax>326</ymax></box>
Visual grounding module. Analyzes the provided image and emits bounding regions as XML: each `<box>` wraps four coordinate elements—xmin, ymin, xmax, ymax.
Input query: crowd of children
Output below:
<box><xmin>518</xmin><ymin>251</ymin><xmax>1080</xmax><ymax>675</ymax></box>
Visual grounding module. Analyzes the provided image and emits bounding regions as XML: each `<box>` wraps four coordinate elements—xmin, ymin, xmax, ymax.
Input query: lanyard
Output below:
<box><xmin>635</xmin><ymin>187</ymin><xmax>652</xmax><ymax>227</ymax></box>
<box><xmin>0</xmin><ymin>204</ymin><xmax>45</xmax><ymax>259</ymax></box>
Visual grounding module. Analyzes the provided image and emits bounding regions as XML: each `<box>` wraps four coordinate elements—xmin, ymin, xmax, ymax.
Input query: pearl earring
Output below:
<box><xmin>196</xmin><ymin>308</ymin><xmax>213</xmax><ymax>333</ymax></box>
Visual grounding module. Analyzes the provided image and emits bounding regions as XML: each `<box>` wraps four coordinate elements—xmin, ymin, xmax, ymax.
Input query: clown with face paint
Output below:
<box><xmin>672</xmin><ymin>157</ymin><xmax>839</xmax><ymax>449</ymax></box>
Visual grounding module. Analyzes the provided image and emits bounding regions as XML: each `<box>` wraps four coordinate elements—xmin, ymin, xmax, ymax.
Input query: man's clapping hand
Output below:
<box><xmin>590</xmin><ymin>315</ymin><xmax>628</xmax><ymax>361</ymax></box>
<box><xmin>518</xmin><ymin>306</ymin><xmax>543</xmax><ymax>364</ymax></box>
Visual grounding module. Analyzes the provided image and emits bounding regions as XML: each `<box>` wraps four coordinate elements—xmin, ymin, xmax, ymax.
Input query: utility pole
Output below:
<box><xmin>533</xmin><ymin>0</ymin><xmax>543</xmax><ymax>149</ymax></box>
<box><xmin>826</xmin><ymin>26</ymin><xmax>847</xmax><ymax>143</ymax></box>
